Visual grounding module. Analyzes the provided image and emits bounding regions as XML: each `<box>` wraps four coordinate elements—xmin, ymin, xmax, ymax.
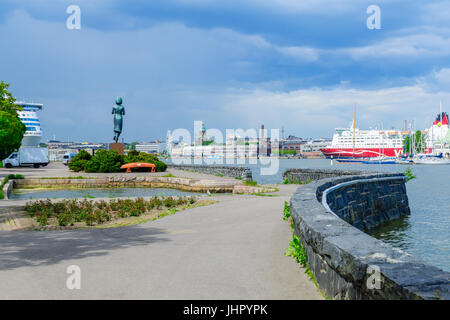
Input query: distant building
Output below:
<box><xmin>300</xmin><ymin>139</ymin><xmax>331</xmax><ymax>158</ymax></box>
<box><xmin>280</xmin><ymin>135</ymin><xmax>306</xmax><ymax>154</ymax></box>
<box><xmin>135</xmin><ymin>141</ymin><xmax>163</xmax><ymax>154</ymax></box>
<box><xmin>46</xmin><ymin>140</ymin><xmax>75</xmax><ymax>149</ymax></box>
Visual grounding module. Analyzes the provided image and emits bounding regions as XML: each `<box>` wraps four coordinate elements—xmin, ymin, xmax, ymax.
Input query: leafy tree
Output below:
<box><xmin>0</xmin><ymin>81</ymin><xmax>26</xmax><ymax>160</ymax></box>
<box><xmin>85</xmin><ymin>149</ymin><xmax>123</xmax><ymax>173</ymax></box>
<box><xmin>68</xmin><ymin>150</ymin><xmax>92</xmax><ymax>172</ymax></box>
<box><xmin>0</xmin><ymin>81</ymin><xmax>19</xmax><ymax>114</ymax></box>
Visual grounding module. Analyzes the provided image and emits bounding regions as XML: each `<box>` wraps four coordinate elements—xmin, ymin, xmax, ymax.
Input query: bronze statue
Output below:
<box><xmin>112</xmin><ymin>97</ymin><xmax>125</xmax><ymax>143</ymax></box>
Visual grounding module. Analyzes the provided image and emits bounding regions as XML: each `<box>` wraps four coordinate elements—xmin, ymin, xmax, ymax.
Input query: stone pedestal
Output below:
<box><xmin>109</xmin><ymin>143</ymin><xmax>125</xmax><ymax>155</ymax></box>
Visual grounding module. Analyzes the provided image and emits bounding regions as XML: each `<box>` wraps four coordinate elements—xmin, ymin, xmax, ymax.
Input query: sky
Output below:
<box><xmin>1</xmin><ymin>0</ymin><xmax>450</xmax><ymax>142</ymax></box>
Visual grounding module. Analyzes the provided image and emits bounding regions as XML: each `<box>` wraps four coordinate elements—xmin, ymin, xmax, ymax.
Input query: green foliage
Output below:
<box><xmin>202</xmin><ymin>139</ymin><xmax>214</xmax><ymax>146</ymax></box>
<box><xmin>123</xmin><ymin>151</ymin><xmax>167</xmax><ymax>172</ymax></box>
<box><xmin>285</xmin><ymin>235</ymin><xmax>308</xmax><ymax>267</ymax></box>
<box><xmin>7</xmin><ymin>174</ymin><xmax>23</xmax><ymax>180</ymax></box>
<box><xmin>162</xmin><ymin>173</ymin><xmax>175</xmax><ymax>177</ymax></box>
<box><xmin>85</xmin><ymin>149</ymin><xmax>123</xmax><ymax>173</ymax></box>
<box><xmin>24</xmin><ymin>196</ymin><xmax>197</xmax><ymax>227</ymax></box>
<box><xmin>0</xmin><ymin>110</ymin><xmax>26</xmax><ymax>160</ymax></box>
<box><xmin>283</xmin><ymin>177</ymin><xmax>311</xmax><ymax>185</ymax></box>
<box><xmin>68</xmin><ymin>150</ymin><xmax>92</xmax><ymax>172</ymax></box>
<box><xmin>69</xmin><ymin>149</ymin><xmax>167</xmax><ymax>173</ymax></box>
<box><xmin>404</xmin><ymin>167</ymin><xmax>416</xmax><ymax>182</ymax></box>
<box><xmin>0</xmin><ymin>82</ymin><xmax>27</xmax><ymax>160</ymax></box>
<box><xmin>0</xmin><ymin>81</ymin><xmax>18</xmax><ymax>113</ymax></box>
<box><xmin>0</xmin><ymin>175</ymin><xmax>10</xmax><ymax>199</ymax></box>
<box><xmin>243</xmin><ymin>180</ymin><xmax>257</xmax><ymax>186</ymax></box>
<box><xmin>283</xmin><ymin>201</ymin><xmax>291</xmax><ymax>221</ymax></box>
<box><xmin>275</xmin><ymin>149</ymin><xmax>297</xmax><ymax>155</ymax></box>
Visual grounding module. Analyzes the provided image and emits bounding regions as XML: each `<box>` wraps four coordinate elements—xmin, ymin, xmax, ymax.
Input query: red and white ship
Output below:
<box><xmin>321</xmin><ymin>112</ymin><xmax>448</xmax><ymax>159</ymax></box>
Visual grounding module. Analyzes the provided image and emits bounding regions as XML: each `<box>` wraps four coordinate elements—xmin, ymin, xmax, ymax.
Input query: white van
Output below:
<box><xmin>62</xmin><ymin>153</ymin><xmax>76</xmax><ymax>166</ymax></box>
<box><xmin>2</xmin><ymin>147</ymin><xmax>49</xmax><ymax>168</ymax></box>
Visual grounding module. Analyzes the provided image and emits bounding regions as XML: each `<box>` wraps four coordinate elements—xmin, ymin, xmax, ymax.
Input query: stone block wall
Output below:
<box><xmin>168</xmin><ymin>164</ymin><xmax>253</xmax><ymax>181</ymax></box>
<box><xmin>283</xmin><ymin>168</ymin><xmax>366</xmax><ymax>184</ymax></box>
<box><xmin>290</xmin><ymin>173</ymin><xmax>449</xmax><ymax>300</ymax></box>
<box><xmin>12</xmin><ymin>176</ymin><xmax>239</xmax><ymax>193</ymax></box>
<box><xmin>324</xmin><ymin>175</ymin><xmax>410</xmax><ymax>231</ymax></box>
<box><xmin>2</xmin><ymin>180</ymin><xmax>14</xmax><ymax>200</ymax></box>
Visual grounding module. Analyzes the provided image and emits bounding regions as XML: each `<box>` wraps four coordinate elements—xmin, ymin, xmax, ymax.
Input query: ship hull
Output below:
<box><xmin>321</xmin><ymin>147</ymin><xmax>403</xmax><ymax>158</ymax></box>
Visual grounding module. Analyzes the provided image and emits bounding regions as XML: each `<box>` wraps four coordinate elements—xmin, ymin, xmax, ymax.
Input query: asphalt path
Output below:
<box><xmin>0</xmin><ymin>187</ymin><xmax>322</xmax><ymax>299</ymax></box>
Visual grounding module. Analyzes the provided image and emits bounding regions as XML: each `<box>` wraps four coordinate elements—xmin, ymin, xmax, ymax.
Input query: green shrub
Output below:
<box><xmin>243</xmin><ymin>180</ymin><xmax>257</xmax><ymax>187</ymax></box>
<box><xmin>123</xmin><ymin>152</ymin><xmax>167</xmax><ymax>172</ymax></box>
<box><xmin>6</xmin><ymin>174</ymin><xmax>24</xmax><ymax>180</ymax></box>
<box><xmin>68</xmin><ymin>150</ymin><xmax>92</xmax><ymax>172</ymax></box>
<box><xmin>85</xmin><ymin>149</ymin><xmax>123</xmax><ymax>173</ymax></box>
<box><xmin>68</xmin><ymin>149</ymin><xmax>167</xmax><ymax>173</ymax></box>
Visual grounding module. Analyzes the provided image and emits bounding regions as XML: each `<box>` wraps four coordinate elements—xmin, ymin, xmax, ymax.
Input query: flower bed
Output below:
<box><xmin>24</xmin><ymin>196</ymin><xmax>202</xmax><ymax>229</ymax></box>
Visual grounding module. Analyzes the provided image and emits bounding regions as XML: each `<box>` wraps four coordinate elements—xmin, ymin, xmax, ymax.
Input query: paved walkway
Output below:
<box><xmin>0</xmin><ymin>162</ymin><xmax>239</xmax><ymax>182</ymax></box>
<box><xmin>0</xmin><ymin>163</ymin><xmax>323</xmax><ymax>299</ymax></box>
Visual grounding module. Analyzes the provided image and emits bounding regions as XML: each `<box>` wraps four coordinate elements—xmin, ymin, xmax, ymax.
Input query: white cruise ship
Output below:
<box><xmin>321</xmin><ymin>112</ymin><xmax>448</xmax><ymax>158</ymax></box>
<box><xmin>14</xmin><ymin>101</ymin><xmax>43</xmax><ymax>147</ymax></box>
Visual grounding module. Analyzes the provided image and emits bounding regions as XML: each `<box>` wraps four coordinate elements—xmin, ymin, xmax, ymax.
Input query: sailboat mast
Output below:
<box><xmin>353</xmin><ymin>104</ymin><xmax>356</xmax><ymax>159</ymax></box>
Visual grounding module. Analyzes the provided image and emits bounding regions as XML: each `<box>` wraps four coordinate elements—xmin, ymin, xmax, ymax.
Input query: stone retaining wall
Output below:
<box><xmin>2</xmin><ymin>180</ymin><xmax>14</xmax><ymax>199</ymax></box>
<box><xmin>290</xmin><ymin>173</ymin><xmax>449</xmax><ymax>300</ymax></box>
<box><xmin>168</xmin><ymin>164</ymin><xmax>253</xmax><ymax>182</ymax></box>
<box><xmin>321</xmin><ymin>175</ymin><xmax>410</xmax><ymax>231</ymax></box>
<box><xmin>12</xmin><ymin>176</ymin><xmax>239</xmax><ymax>193</ymax></box>
<box><xmin>283</xmin><ymin>168</ymin><xmax>366</xmax><ymax>184</ymax></box>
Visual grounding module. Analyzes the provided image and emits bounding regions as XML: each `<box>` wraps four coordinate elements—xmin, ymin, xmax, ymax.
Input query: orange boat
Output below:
<box><xmin>120</xmin><ymin>162</ymin><xmax>155</xmax><ymax>173</ymax></box>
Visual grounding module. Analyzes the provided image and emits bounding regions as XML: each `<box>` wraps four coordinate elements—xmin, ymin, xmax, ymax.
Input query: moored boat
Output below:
<box><xmin>412</xmin><ymin>158</ymin><xmax>450</xmax><ymax>165</ymax></box>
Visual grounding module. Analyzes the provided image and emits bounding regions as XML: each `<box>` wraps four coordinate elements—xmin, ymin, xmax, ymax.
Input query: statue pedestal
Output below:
<box><xmin>109</xmin><ymin>143</ymin><xmax>125</xmax><ymax>155</ymax></box>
